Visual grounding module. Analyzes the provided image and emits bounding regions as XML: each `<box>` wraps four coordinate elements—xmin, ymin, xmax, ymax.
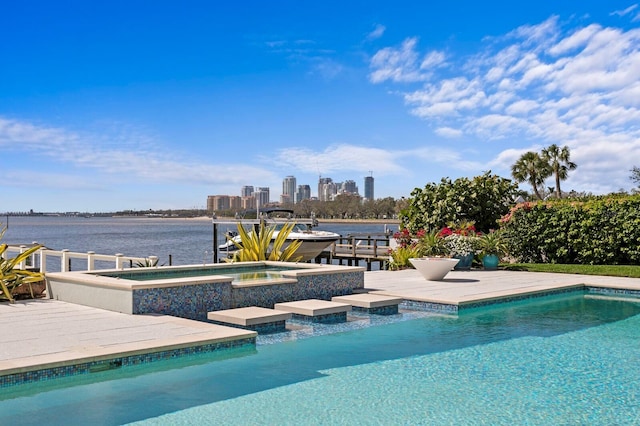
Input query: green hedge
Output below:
<box><xmin>501</xmin><ymin>195</ymin><xmax>640</xmax><ymax>264</ymax></box>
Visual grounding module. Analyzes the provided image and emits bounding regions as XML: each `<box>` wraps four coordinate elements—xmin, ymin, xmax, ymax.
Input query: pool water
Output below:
<box><xmin>101</xmin><ymin>264</ymin><xmax>300</xmax><ymax>282</ymax></box>
<box><xmin>1</xmin><ymin>292</ymin><xmax>640</xmax><ymax>425</ymax></box>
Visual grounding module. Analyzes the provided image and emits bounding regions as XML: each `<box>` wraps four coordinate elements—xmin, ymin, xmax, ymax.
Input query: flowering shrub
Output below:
<box><xmin>440</xmin><ymin>223</ymin><xmax>479</xmax><ymax>257</ymax></box>
<box><xmin>393</xmin><ymin>228</ymin><xmax>425</xmax><ymax>248</ymax></box>
<box><xmin>388</xmin><ymin>223</ymin><xmax>480</xmax><ymax>269</ymax></box>
<box><xmin>445</xmin><ymin>233</ymin><xmax>479</xmax><ymax>257</ymax></box>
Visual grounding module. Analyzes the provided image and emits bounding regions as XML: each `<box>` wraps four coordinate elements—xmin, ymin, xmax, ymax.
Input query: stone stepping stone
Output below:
<box><xmin>208</xmin><ymin>306</ymin><xmax>291</xmax><ymax>334</ymax></box>
<box><xmin>332</xmin><ymin>293</ymin><xmax>402</xmax><ymax>315</ymax></box>
<box><xmin>274</xmin><ymin>299</ymin><xmax>351</xmax><ymax>324</ymax></box>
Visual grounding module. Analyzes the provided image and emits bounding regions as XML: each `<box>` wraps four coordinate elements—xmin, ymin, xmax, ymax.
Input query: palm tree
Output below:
<box><xmin>541</xmin><ymin>144</ymin><xmax>577</xmax><ymax>199</ymax></box>
<box><xmin>629</xmin><ymin>166</ymin><xmax>640</xmax><ymax>187</ymax></box>
<box><xmin>511</xmin><ymin>151</ymin><xmax>551</xmax><ymax>200</ymax></box>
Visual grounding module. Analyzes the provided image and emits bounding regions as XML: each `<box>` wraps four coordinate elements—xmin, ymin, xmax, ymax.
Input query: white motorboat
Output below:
<box><xmin>215</xmin><ymin>209</ymin><xmax>340</xmax><ymax>262</ymax></box>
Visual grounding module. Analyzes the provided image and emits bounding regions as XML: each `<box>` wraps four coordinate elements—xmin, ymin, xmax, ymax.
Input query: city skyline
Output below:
<box><xmin>2</xmin><ymin>2</ymin><xmax>640</xmax><ymax>212</ymax></box>
<box><xmin>209</xmin><ymin>173</ymin><xmax>373</xmax><ymax>210</ymax></box>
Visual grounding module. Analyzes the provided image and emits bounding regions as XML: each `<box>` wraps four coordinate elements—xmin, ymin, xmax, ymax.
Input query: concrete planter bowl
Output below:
<box><xmin>409</xmin><ymin>257</ymin><xmax>460</xmax><ymax>281</ymax></box>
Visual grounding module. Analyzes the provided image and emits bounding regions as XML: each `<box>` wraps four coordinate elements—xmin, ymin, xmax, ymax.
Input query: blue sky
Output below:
<box><xmin>2</xmin><ymin>1</ymin><xmax>640</xmax><ymax>212</ymax></box>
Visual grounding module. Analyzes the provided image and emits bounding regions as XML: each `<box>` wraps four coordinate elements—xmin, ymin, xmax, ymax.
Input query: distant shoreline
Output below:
<box><xmin>6</xmin><ymin>215</ymin><xmax>401</xmax><ymax>226</ymax></box>
<box><xmin>185</xmin><ymin>216</ymin><xmax>400</xmax><ymax>225</ymax></box>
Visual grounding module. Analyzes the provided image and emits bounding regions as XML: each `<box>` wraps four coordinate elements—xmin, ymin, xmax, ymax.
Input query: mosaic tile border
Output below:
<box><xmin>0</xmin><ymin>338</ymin><xmax>255</xmax><ymax>389</ymax></box>
<box><xmin>210</xmin><ymin>320</ymin><xmax>287</xmax><ymax>334</ymax></box>
<box><xmin>400</xmin><ymin>299</ymin><xmax>458</xmax><ymax>314</ymax></box>
<box><xmin>586</xmin><ymin>286</ymin><xmax>640</xmax><ymax>298</ymax></box>
<box><xmin>291</xmin><ymin>311</ymin><xmax>347</xmax><ymax>324</ymax></box>
<box><xmin>352</xmin><ymin>305</ymin><xmax>399</xmax><ymax>315</ymax></box>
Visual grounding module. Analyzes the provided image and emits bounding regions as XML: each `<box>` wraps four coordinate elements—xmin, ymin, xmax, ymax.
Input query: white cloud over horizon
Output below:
<box><xmin>369</xmin><ymin>14</ymin><xmax>640</xmax><ymax>193</ymax></box>
<box><xmin>0</xmin><ymin>117</ymin><xmax>279</xmax><ymax>190</ymax></box>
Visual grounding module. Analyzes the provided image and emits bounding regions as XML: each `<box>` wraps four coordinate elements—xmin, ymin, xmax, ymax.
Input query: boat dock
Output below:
<box><xmin>314</xmin><ymin>233</ymin><xmax>391</xmax><ymax>270</ymax></box>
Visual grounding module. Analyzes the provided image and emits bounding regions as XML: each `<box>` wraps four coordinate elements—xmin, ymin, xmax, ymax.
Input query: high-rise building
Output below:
<box><xmin>296</xmin><ymin>184</ymin><xmax>311</xmax><ymax>203</ymax></box>
<box><xmin>207</xmin><ymin>195</ymin><xmax>242</xmax><ymax>212</ymax></box>
<box><xmin>341</xmin><ymin>180</ymin><xmax>358</xmax><ymax>195</ymax></box>
<box><xmin>241</xmin><ymin>185</ymin><xmax>254</xmax><ymax>198</ymax></box>
<box><xmin>318</xmin><ymin>177</ymin><xmax>333</xmax><ymax>201</ymax></box>
<box><xmin>282</xmin><ymin>176</ymin><xmax>297</xmax><ymax>204</ymax></box>
<box><xmin>241</xmin><ymin>196</ymin><xmax>256</xmax><ymax>210</ymax></box>
<box><xmin>255</xmin><ymin>187</ymin><xmax>270</xmax><ymax>209</ymax></box>
<box><xmin>364</xmin><ymin>175</ymin><xmax>374</xmax><ymax>201</ymax></box>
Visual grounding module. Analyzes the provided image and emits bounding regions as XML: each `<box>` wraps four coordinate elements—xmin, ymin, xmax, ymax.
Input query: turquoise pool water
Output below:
<box><xmin>101</xmin><ymin>264</ymin><xmax>300</xmax><ymax>282</ymax></box>
<box><xmin>1</xmin><ymin>292</ymin><xmax>640</xmax><ymax>425</ymax></box>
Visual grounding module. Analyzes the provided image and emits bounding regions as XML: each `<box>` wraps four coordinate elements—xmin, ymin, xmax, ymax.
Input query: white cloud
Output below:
<box><xmin>309</xmin><ymin>58</ymin><xmax>344</xmax><ymax>80</ymax></box>
<box><xmin>274</xmin><ymin>144</ymin><xmax>405</xmax><ymax>175</ymax></box>
<box><xmin>420</xmin><ymin>50</ymin><xmax>446</xmax><ymax>70</ymax></box>
<box><xmin>369</xmin><ymin>15</ymin><xmax>640</xmax><ymax>193</ymax></box>
<box><xmin>610</xmin><ymin>4</ymin><xmax>638</xmax><ymax>17</ymax></box>
<box><xmin>0</xmin><ymin>117</ymin><xmax>278</xmax><ymax>189</ymax></box>
<box><xmin>369</xmin><ymin>38</ymin><xmax>445</xmax><ymax>83</ymax></box>
<box><xmin>504</xmin><ymin>100</ymin><xmax>539</xmax><ymax>115</ymax></box>
<box><xmin>366</xmin><ymin>24</ymin><xmax>386</xmax><ymax>41</ymax></box>
<box><xmin>435</xmin><ymin>127</ymin><xmax>463</xmax><ymax>138</ymax></box>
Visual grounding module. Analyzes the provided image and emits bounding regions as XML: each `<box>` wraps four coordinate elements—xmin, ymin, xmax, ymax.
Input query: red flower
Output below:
<box><xmin>438</xmin><ymin>227</ymin><xmax>453</xmax><ymax>237</ymax></box>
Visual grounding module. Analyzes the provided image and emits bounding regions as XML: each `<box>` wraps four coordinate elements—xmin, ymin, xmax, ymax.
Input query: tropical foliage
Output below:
<box><xmin>439</xmin><ymin>222</ymin><xmax>479</xmax><ymax>257</ymax></box>
<box><xmin>226</xmin><ymin>222</ymin><xmax>303</xmax><ymax>262</ymax></box>
<box><xmin>511</xmin><ymin>151</ymin><xmax>551</xmax><ymax>200</ymax></box>
<box><xmin>500</xmin><ymin>195</ymin><xmax>640</xmax><ymax>264</ymax></box>
<box><xmin>400</xmin><ymin>171</ymin><xmax>519</xmax><ymax>234</ymax></box>
<box><xmin>541</xmin><ymin>144</ymin><xmax>577</xmax><ymax>199</ymax></box>
<box><xmin>512</xmin><ymin>145</ymin><xmax>577</xmax><ymax>200</ymax></box>
<box><xmin>478</xmin><ymin>230</ymin><xmax>508</xmax><ymax>257</ymax></box>
<box><xmin>0</xmin><ymin>226</ymin><xmax>45</xmax><ymax>303</ymax></box>
<box><xmin>134</xmin><ymin>257</ymin><xmax>163</xmax><ymax>267</ymax></box>
<box><xmin>388</xmin><ymin>245</ymin><xmax>422</xmax><ymax>270</ymax></box>
<box><xmin>416</xmin><ymin>229</ymin><xmax>449</xmax><ymax>257</ymax></box>
<box><xmin>630</xmin><ymin>166</ymin><xmax>640</xmax><ymax>189</ymax></box>
<box><xmin>388</xmin><ymin>223</ymin><xmax>481</xmax><ymax>269</ymax></box>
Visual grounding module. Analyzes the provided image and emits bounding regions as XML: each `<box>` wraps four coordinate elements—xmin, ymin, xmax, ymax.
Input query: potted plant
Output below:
<box><xmin>441</xmin><ymin>223</ymin><xmax>478</xmax><ymax>270</ymax></box>
<box><xmin>417</xmin><ymin>229</ymin><xmax>449</xmax><ymax>257</ymax></box>
<box><xmin>478</xmin><ymin>230</ymin><xmax>507</xmax><ymax>270</ymax></box>
<box><xmin>408</xmin><ymin>229</ymin><xmax>459</xmax><ymax>280</ymax></box>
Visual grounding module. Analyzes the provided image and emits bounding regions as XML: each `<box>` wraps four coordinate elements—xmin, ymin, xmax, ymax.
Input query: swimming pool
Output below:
<box><xmin>1</xmin><ymin>291</ymin><xmax>639</xmax><ymax>425</ymax></box>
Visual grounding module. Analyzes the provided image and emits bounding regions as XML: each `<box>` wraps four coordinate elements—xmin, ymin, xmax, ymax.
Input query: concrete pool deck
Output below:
<box><xmin>0</xmin><ymin>299</ymin><xmax>256</xmax><ymax>384</ymax></box>
<box><xmin>364</xmin><ymin>269</ymin><xmax>640</xmax><ymax>308</ymax></box>
<box><xmin>2</xmin><ymin>269</ymin><xmax>640</xmax><ymax>382</ymax></box>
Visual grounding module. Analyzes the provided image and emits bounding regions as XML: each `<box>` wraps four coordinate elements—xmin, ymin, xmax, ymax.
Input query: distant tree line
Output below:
<box><xmin>215</xmin><ymin>196</ymin><xmax>402</xmax><ymax>220</ymax></box>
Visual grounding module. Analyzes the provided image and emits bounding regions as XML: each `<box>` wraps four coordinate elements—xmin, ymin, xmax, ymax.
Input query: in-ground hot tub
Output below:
<box><xmin>46</xmin><ymin>261</ymin><xmax>365</xmax><ymax>321</ymax></box>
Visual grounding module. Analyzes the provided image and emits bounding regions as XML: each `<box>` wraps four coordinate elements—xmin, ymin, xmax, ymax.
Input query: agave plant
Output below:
<box><xmin>0</xmin><ymin>226</ymin><xmax>45</xmax><ymax>303</ymax></box>
<box><xmin>417</xmin><ymin>229</ymin><xmax>450</xmax><ymax>257</ymax></box>
<box><xmin>134</xmin><ymin>257</ymin><xmax>164</xmax><ymax>267</ymax></box>
<box><xmin>227</xmin><ymin>221</ymin><xmax>303</xmax><ymax>262</ymax></box>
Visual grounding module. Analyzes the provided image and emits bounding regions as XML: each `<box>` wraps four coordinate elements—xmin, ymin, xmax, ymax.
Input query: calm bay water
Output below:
<box><xmin>2</xmin><ymin>216</ymin><xmax>396</xmax><ymax>267</ymax></box>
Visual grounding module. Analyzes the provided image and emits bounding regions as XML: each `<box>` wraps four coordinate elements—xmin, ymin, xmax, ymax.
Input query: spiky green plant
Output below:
<box><xmin>227</xmin><ymin>221</ymin><xmax>303</xmax><ymax>262</ymax></box>
<box><xmin>417</xmin><ymin>229</ymin><xmax>450</xmax><ymax>257</ymax></box>
<box><xmin>388</xmin><ymin>245</ymin><xmax>422</xmax><ymax>270</ymax></box>
<box><xmin>134</xmin><ymin>257</ymin><xmax>164</xmax><ymax>267</ymax></box>
<box><xmin>0</xmin><ymin>226</ymin><xmax>45</xmax><ymax>303</ymax></box>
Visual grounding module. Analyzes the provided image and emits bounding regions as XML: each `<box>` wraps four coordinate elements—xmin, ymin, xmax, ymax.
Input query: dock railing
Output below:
<box><xmin>318</xmin><ymin>233</ymin><xmax>392</xmax><ymax>270</ymax></box>
<box><xmin>4</xmin><ymin>244</ymin><xmax>153</xmax><ymax>273</ymax></box>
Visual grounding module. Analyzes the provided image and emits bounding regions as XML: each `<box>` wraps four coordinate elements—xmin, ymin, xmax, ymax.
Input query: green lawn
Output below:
<box><xmin>502</xmin><ymin>263</ymin><xmax>640</xmax><ymax>278</ymax></box>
